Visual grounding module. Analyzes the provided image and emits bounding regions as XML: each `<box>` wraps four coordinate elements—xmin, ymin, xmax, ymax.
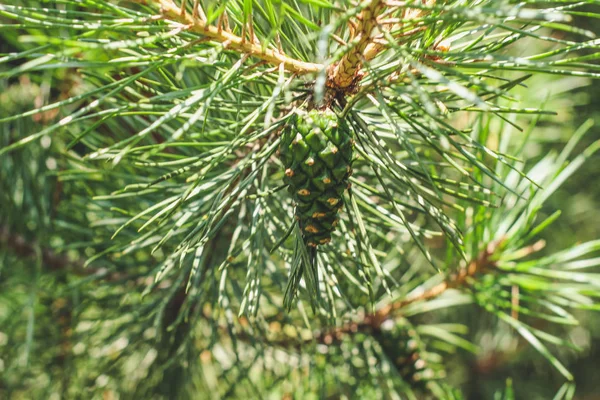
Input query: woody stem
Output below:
<box><xmin>139</xmin><ymin>0</ymin><xmax>323</xmax><ymax>74</ymax></box>
<box><xmin>329</xmin><ymin>0</ymin><xmax>386</xmax><ymax>89</ymax></box>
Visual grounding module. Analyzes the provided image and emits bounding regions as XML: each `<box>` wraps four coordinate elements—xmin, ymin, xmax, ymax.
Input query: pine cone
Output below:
<box><xmin>279</xmin><ymin>108</ymin><xmax>354</xmax><ymax>247</ymax></box>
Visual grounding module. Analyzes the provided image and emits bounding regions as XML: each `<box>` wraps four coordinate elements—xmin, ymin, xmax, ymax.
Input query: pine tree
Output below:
<box><xmin>1</xmin><ymin>0</ymin><xmax>600</xmax><ymax>398</ymax></box>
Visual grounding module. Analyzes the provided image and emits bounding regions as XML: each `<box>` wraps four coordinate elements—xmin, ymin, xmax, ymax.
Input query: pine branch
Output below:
<box><xmin>136</xmin><ymin>0</ymin><xmax>323</xmax><ymax>74</ymax></box>
<box><xmin>371</xmin><ymin>240</ymin><xmax>498</xmax><ymax>325</ymax></box>
<box><xmin>363</xmin><ymin>4</ymin><xmax>430</xmax><ymax>62</ymax></box>
<box><xmin>256</xmin><ymin>241</ymin><xmax>498</xmax><ymax>349</ymax></box>
<box><xmin>314</xmin><ymin>240</ymin><xmax>498</xmax><ymax>344</ymax></box>
<box><xmin>0</xmin><ymin>225</ymin><xmax>124</xmax><ymax>280</ymax></box>
<box><xmin>137</xmin><ymin>0</ymin><xmax>432</xmax><ymax>91</ymax></box>
<box><xmin>2</xmin><ymin>1</ymin><xmax>600</xmax><ymax>396</ymax></box>
<box><xmin>329</xmin><ymin>0</ymin><xmax>387</xmax><ymax>89</ymax></box>
<box><xmin>328</xmin><ymin>0</ymin><xmax>433</xmax><ymax>90</ymax></box>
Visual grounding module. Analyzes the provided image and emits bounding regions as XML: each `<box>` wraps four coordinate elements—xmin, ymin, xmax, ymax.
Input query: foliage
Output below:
<box><xmin>1</xmin><ymin>0</ymin><xmax>599</xmax><ymax>398</ymax></box>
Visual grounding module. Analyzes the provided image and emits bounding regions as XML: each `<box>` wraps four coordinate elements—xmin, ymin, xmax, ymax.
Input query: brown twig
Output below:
<box><xmin>139</xmin><ymin>0</ymin><xmax>323</xmax><ymax>74</ymax></box>
<box><xmin>328</xmin><ymin>1</ymin><xmax>434</xmax><ymax>92</ymax></box>
<box><xmin>315</xmin><ymin>240</ymin><xmax>498</xmax><ymax>345</ymax></box>
<box><xmin>329</xmin><ymin>0</ymin><xmax>387</xmax><ymax>90</ymax></box>
<box><xmin>0</xmin><ymin>225</ymin><xmax>85</xmax><ymax>273</ymax></box>
<box><xmin>369</xmin><ymin>240</ymin><xmax>497</xmax><ymax>327</ymax></box>
<box><xmin>261</xmin><ymin>241</ymin><xmax>499</xmax><ymax>348</ymax></box>
<box><xmin>0</xmin><ymin>225</ymin><xmax>129</xmax><ymax>281</ymax></box>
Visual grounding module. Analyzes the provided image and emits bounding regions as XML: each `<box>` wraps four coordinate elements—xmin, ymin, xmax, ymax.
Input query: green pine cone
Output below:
<box><xmin>279</xmin><ymin>108</ymin><xmax>354</xmax><ymax>247</ymax></box>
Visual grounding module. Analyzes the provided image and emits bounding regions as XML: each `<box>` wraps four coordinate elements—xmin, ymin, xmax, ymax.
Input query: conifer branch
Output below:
<box><xmin>137</xmin><ymin>0</ymin><xmax>323</xmax><ymax>74</ymax></box>
<box><xmin>311</xmin><ymin>241</ymin><xmax>498</xmax><ymax>344</ymax></box>
<box><xmin>257</xmin><ymin>242</ymin><xmax>499</xmax><ymax>349</ymax></box>
<box><xmin>329</xmin><ymin>0</ymin><xmax>387</xmax><ymax>90</ymax></box>
<box><xmin>3</xmin><ymin>1</ymin><xmax>599</xmax><ymax>395</ymax></box>
<box><xmin>362</xmin><ymin>4</ymin><xmax>430</xmax><ymax>62</ymax></box>
<box><xmin>370</xmin><ymin>240</ymin><xmax>498</xmax><ymax>325</ymax></box>
<box><xmin>0</xmin><ymin>225</ymin><xmax>126</xmax><ymax>280</ymax></box>
<box><xmin>329</xmin><ymin>1</ymin><xmax>433</xmax><ymax>91</ymax></box>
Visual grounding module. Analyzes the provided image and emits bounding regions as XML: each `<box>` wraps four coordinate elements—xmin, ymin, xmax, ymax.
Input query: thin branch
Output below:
<box><xmin>0</xmin><ymin>225</ymin><xmax>126</xmax><ymax>280</ymax></box>
<box><xmin>328</xmin><ymin>1</ymin><xmax>434</xmax><ymax>90</ymax></box>
<box><xmin>261</xmin><ymin>241</ymin><xmax>499</xmax><ymax>348</ymax></box>
<box><xmin>370</xmin><ymin>240</ymin><xmax>498</xmax><ymax>326</ymax></box>
<box><xmin>329</xmin><ymin>0</ymin><xmax>387</xmax><ymax>89</ymax></box>
<box><xmin>0</xmin><ymin>225</ymin><xmax>84</xmax><ymax>273</ymax></box>
<box><xmin>138</xmin><ymin>0</ymin><xmax>323</xmax><ymax>74</ymax></box>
